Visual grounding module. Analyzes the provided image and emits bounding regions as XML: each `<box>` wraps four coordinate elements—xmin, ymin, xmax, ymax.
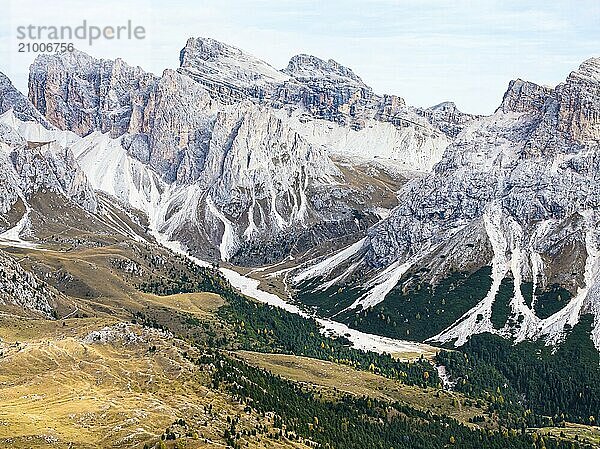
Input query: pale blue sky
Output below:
<box><xmin>1</xmin><ymin>0</ymin><xmax>599</xmax><ymax>114</ymax></box>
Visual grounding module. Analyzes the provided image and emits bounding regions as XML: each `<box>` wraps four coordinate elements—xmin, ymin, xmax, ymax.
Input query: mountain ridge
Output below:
<box><xmin>293</xmin><ymin>54</ymin><xmax>600</xmax><ymax>351</ymax></box>
<box><xmin>5</xmin><ymin>39</ymin><xmax>600</xmax><ymax>354</ymax></box>
<box><xmin>26</xmin><ymin>40</ymin><xmax>459</xmax><ymax>265</ymax></box>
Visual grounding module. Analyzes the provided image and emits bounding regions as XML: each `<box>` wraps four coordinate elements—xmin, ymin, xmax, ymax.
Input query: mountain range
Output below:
<box><xmin>3</xmin><ymin>37</ymin><xmax>598</xmax><ymax>353</ymax></box>
<box><xmin>1</xmin><ymin>36</ymin><xmax>600</xmax><ymax>448</ymax></box>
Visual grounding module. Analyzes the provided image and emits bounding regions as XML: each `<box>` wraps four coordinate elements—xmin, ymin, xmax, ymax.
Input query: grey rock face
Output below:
<box><xmin>283</xmin><ymin>54</ymin><xmax>365</xmax><ymax>84</ymax></box>
<box><xmin>29</xmin><ymin>51</ymin><xmax>157</xmax><ymax>138</ymax></box>
<box><xmin>417</xmin><ymin>101</ymin><xmax>479</xmax><ymax>138</ymax></box>
<box><xmin>179</xmin><ymin>37</ymin><xmax>472</xmax><ymax>136</ymax></box>
<box><xmin>0</xmin><ymin>248</ymin><xmax>59</xmax><ymax>317</ymax></box>
<box><xmin>554</xmin><ymin>58</ymin><xmax>600</xmax><ymax>143</ymax></box>
<box><xmin>498</xmin><ymin>79</ymin><xmax>553</xmax><ymax>114</ymax></box>
<box><xmin>28</xmin><ymin>41</ymin><xmax>461</xmax><ymax>263</ymax></box>
<box><xmin>0</xmin><ymin>80</ymin><xmax>97</xmax><ymax>218</ymax></box>
<box><xmin>281</xmin><ymin>53</ymin><xmax>377</xmax><ymax>126</ymax></box>
<box><xmin>307</xmin><ymin>57</ymin><xmax>600</xmax><ymax>348</ymax></box>
<box><xmin>0</xmin><ymin>72</ymin><xmax>50</xmax><ymax>127</ymax></box>
<box><xmin>179</xmin><ymin>37</ymin><xmax>291</xmax><ymax>104</ymax></box>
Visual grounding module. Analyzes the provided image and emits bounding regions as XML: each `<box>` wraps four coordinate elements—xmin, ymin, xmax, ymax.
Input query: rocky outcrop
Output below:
<box><xmin>295</xmin><ymin>57</ymin><xmax>600</xmax><ymax>350</ymax></box>
<box><xmin>0</xmin><ymin>73</ymin><xmax>50</xmax><ymax>127</ymax></box>
<box><xmin>0</xmin><ymin>248</ymin><xmax>59</xmax><ymax>317</ymax></box>
<box><xmin>179</xmin><ymin>37</ymin><xmax>471</xmax><ymax>138</ymax></box>
<box><xmin>281</xmin><ymin>53</ymin><xmax>377</xmax><ymax>126</ymax></box>
<box><xmin>29</xmin><ymin>49</ymin><xmax>401</xmax><ymax>263</ymax></box>
<box><xmin>178</xmin><ymin>37</ymin><xmax>290</xmax><ymax>104</ymax></box>
<box><xmin>28</xmin><ymin>40</ymin><xmax>466</xmax><ymax>180</ymax></box>
<box><xmin>0</xmin><ymin>95</ymin><xmax>97</xmax><ymax>219</ymax></box>
<box><xmin>339</xmin><ymin>58</ymin><xmax>600</xmax><ymax>274</ymax></box>
<box><xmin>29</xmin><ymin>51</ymin><xmax>157</xmax><ymax>138</ymax></box>
<box><xmin>498</xmin><ymin>79</ymin><xmax>553</xmax><ymax>114</ymax></box>
<box><xmin>417</xmin><ymin>101</ymin><xmax>479</xmax><ymax>138</ymax></box>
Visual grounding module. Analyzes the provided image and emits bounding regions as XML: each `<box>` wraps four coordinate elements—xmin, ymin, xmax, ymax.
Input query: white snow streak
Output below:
<box><xmin>537</xmin><ymin>212</ymin><xmax>600</xmax><ymax>347</ymax></box>
<box><xmin>0</xmin><ymin>207</ymin><xmax>38</xmax><ymax>249</ymax></box>
<box><xmin>506</xmin><ymin>221</ymin><xmax>540</xmax><ymax>343</ymax></box>
<box><xmin>293</xmin><ymin>238</ymin><xmax>365</xmax><ymax>284</ymax></box>
<box><xmin>206</xmin><ymin>195</ymin><xmax>237</xmax><ymax>261</ymax></box>
<box><xmin>345</xmin><ymin>257</ymin><xmax>415</xmax><ymax>311</ymax></box>
<box><xmin>429</xmin><ymin>205</ymin><xmax>507</xmax><ymax>346</ymax></box>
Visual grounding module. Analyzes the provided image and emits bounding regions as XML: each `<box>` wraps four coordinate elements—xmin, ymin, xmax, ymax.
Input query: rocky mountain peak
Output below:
<box><xmin>29</xmin><ymin>50</ymin><xmax>157</xmax><ymax>138</ymax></box>
<box><xmin>179</xmin><ymin>37</ymin><xmax>234</xmax><ymax>63</ymax></box>
<box><xmin>568</xmin><ymin>57</ymin><xmax>600</xmax><ymax>83</ymax></box>
<box><xmin>416</xmin><ymin>101</ymin><xmax>477</xmax><ymax>138</ymax></box>
<box><xmin>0</xmin><ymin>72</ymin><xmax>50</xmax><ymax>127</ymax></box>
<box><xmin>178</xmin><ymin>37</ymin><xmax>290</xmax><ymax>92</ymax></box>
<box><xmin>427</xmin><ymin>101</ymin><xmax>458</xmax><ymax>113</ymax></box>
<box><xmin>33</xmin><ymin>48</ymin><xmax>95</xmax><ymax>70</ymax></box>
<box><xmin>554</xmin><ymin>57</ymin><xmax>600</xmax><ymax>143</ymax></box>
<box><xmin>21</xmin><ymin>40</ymin><xmax>470</xmax><ymax>264</ymax></box>
<box><xmin>497</xmin><ymin>78</ymin><xmax>553</xmax><ymax>114</ymax></box>
<box><xmin>176</xmin><ymin>37</ymin><xmax>465</xmax><ymax>139</ymax></box>
<box><xmin>283</xmin><ymin>54</ymin><xmax>365</xmax><ymax>86</ymax></box>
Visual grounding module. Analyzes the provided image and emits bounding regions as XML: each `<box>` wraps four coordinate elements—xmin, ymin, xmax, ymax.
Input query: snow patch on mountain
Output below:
<box><xmin>347</xmin><ymin>257</ymin><xmax>416</xmax><ymax>311</ymax></box>
<box><xmin>206</xmin><ymin>195</ymin><xmax>238</xmax><ymax>260</ymax></box>
<box><xmin>0</xmin><ymin>206</ymin><xmax>38</xmax><ymax>249</ymax></box>
<box><xmin>538</xmin><ymin>211</ymin><xmax>600</xmax><ymax>346</ymax></box>
<box><xmin>429</xmin><ymin>206</ymin><xmax>506</xmax><ymax>345</ymax></box>
<box><xmin>293</xmin><ymin>238</ymin><xmax>365</xmax><ymax>284</ymax></box>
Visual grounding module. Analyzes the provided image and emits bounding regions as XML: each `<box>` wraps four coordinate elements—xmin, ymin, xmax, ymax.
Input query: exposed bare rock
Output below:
<box><xmin>29</xmin><ymin>50</ymin><xmax>157</xmax><ymax>138</ymax></box>
<box><xmin>0</xmin><ymin>103</ymin><xmax>97</xmax><ymax>220</ymax></box>
<box><xmin>0</xmin><ymin>248</ymin><xmax>59</xmax><ymax>317</ymax></box>
<box><xmin>179</xmin><ymin>36</ymin><xmax>291</xmax><ymax>104</ymax></box>
<box><xmin>82</xmin><ymin>322</ymin><xmax>173</xmax><ymax>345</ymax></box>
<box><xmin>498</xmin><ymin>79</ymin><xmax>553</xmax><ymax>114</ymax></box>
<box><xmin>417</xmin><ymin>101</ymin><xmax>480</xmax><ymax>137</ymax></box>
<box><xmin>294</xmin><ymin>56</ymin><xmax>600</xmax><ymax>350</ymax></box>
<box><xmin>555</xmin><ymin>57</ymin><xmax>600</xmax><ymax>142</ymax></box>
<box><xmin>0</xmin><ymin>73</ymin><xmax>50</xmax><ymax>127</ymax></box>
